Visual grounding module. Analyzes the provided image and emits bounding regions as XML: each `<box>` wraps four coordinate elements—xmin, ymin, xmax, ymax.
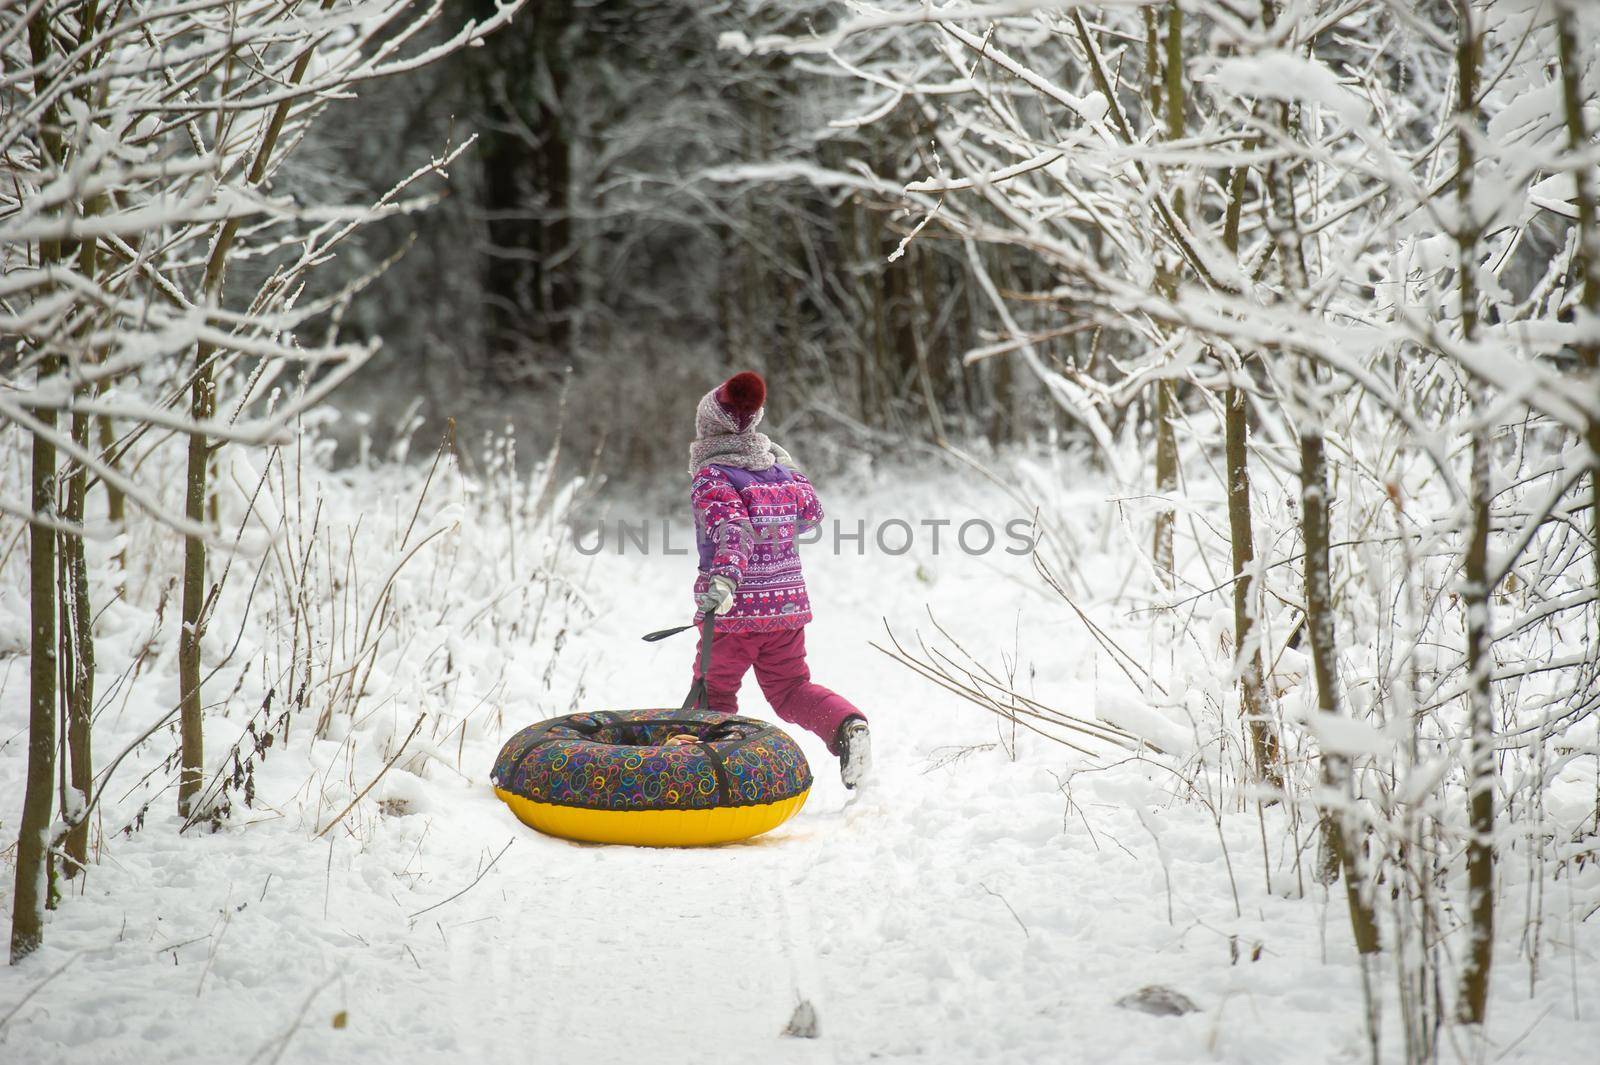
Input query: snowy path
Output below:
<box><xmin>3</xmin><ymin>477</ymin><xmax>1596</xmax><ymax>1064</ymax></box>
<box><xmin>397</xmin><ymin>555</ymin><xmax>919</xmax><ymax>1065</ymax></box>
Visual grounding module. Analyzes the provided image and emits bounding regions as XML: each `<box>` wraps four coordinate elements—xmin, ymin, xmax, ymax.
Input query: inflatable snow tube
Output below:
<box><xmin>490</xmin><ymin>707</ymin><xmax>812</xmax><ymax>847</ymax></box>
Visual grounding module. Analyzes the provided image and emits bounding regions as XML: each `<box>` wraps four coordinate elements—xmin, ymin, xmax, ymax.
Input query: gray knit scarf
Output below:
<box><xmin>688</xmin><ymin>388</ymin><xmax>797</xmax><ymax>475</ymax></box>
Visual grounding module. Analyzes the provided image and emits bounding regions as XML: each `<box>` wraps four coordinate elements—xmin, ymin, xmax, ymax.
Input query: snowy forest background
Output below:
<box><xmin>3</xmin><ymin>1</ymin><xmax>1600</xmax><ymax>1062</ymax></box>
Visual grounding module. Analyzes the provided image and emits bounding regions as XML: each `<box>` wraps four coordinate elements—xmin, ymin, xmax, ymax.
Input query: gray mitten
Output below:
<box><xmin>696</xmin><ymin>574</ymin><xmax>737</xmax><ymax>615</ymax></box>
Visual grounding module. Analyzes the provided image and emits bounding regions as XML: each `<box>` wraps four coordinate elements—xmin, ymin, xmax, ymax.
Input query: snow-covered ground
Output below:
<box><xmin>2</xmin><ymin>456</ymin><xmax>1597</xmax><ymax>1064</ymax></box>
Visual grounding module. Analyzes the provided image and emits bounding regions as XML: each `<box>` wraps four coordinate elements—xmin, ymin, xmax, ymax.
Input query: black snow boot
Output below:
<box><xmin>836</xmin><ymin>717</ymin><xmax>872</xmax><ymax>789</ymax></box>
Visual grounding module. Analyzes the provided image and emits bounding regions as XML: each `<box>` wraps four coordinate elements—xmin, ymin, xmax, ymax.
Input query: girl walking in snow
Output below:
<box><xmin>688</xmin><ymin>371</ymin><xmax>872</xmax><ymax>787</ymax></box>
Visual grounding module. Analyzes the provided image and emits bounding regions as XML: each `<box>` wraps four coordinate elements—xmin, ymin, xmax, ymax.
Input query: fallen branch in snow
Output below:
<box><xmin>978</xmin><ymin>882</ymin><xmax>1030</xmax><ymax>938</ymax></box>
<box><xmin>407</xmin><ymin>838</ymin><xmax>514</xmax><ymax>922</ymax></box>
<box><xmin>315</xmin><ymin>714</ymin><xmax>426</xmax><ymax>839</ymax></box>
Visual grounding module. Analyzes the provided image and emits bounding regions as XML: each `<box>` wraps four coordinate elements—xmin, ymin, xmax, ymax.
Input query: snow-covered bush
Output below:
<box><xmin>0</xmin><ymin>416</ymin><xmax>592</xmax><ymax>857</ymax></box>
<box><xmin>0</xmin><ymin>0</ymin><xmax>525</xmax><ymax>961</ymax></box>
<box><xmin>763</xmin><ymin>3</ymin><xmax>1600</xmax><ymax>1056</ymax></box>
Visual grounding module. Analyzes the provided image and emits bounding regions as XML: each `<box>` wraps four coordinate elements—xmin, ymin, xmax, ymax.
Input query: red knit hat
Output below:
<box><xmin>716</xmin><ymin>371</ymin><xmax>765</xmax><ymax>426</ymax></box>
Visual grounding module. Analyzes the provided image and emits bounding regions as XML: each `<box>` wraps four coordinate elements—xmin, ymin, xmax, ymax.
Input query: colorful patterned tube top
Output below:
<box><xmin>491</xmin><ymin>707</ymin><xmax>813</xmax><ymax>812</ymax></box>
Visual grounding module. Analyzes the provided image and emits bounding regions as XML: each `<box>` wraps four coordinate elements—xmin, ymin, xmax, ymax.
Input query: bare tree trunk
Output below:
<box><xmin>11</xmin><ymin>10</ymin><xmax>65</xmax><ymax>968</ymax></box>
<box><xmin>1227</xmin><ymin>387</ymin><xmax>1278</xmax><ymax>783</ymax></box>
<box><xmin>1163</xmin><ymin>4</ymin><xmax>1184</xmax><ymax>194</ymax></box>
<box><xmin>1152</xmin><ymin>386</ymin><xmax>1178</xmax><ymax>582</ymax></box>
<box><xmin>1556</xmin><ymin>0</ymin><xmax>1600</xmax><ymax>628</ymax></box>
<box><xmin>60</xmin><ymin>217</ymin><xmax>101</xmax><ymax>876</ymax></box>
<box><xmin>1454</xmin><ymin>0</ymin><xmax>1494</xmax><ymax>1027</ymax></box>
<box><xmin>96</xmin><ymin>412</ymin><xmax>125</xmax><ymax>568</ymax></box>
<box><xmin>1256</xmin><ymin>0</ymin><xmax>1379</xmax><ymax>958</ymax></box>
<box><xmin>1221</xmin><ymin>161</ymin><xmax>1281</xmax><ymax>788</ymax></box>
<box><xmin>470</xmin><ymin>0</ymin><xmax>575</xmax><ymax>377</ymax></box>
<box><xmin>1301</xmin><ymin>426</ymin><xmax>1382</xmax><ymax>956</ymax></box>
<box><xmin>909</xmin><ymin>244</ymin><xmax>949</xmax><ymax>444</ymax></box>
<box><xmin>868</xmin><ymin>205</ymin><xmax>892</xmax><ymax>427</ymax></box>
<box><xmin>12</xmin><ymin>376</ymin><xmax>60</xmax><ymax>965</ymax></box>
<box><xmin>177</xmin><ymin>12</ymin><xmax>331</xmax><ymax>812</ymax></box>
<box><xmin>179</xmin><ymin>17</ymin><xmax>327</xmax><ymax>817</ymax></box>
<box><xmin>1149</xmin><ymin>5</ymin><xmax>1181</xmax><ymax>585</ymax></box>
<box><xmin>61</xmin><ymin>408</ymin><xmax>94</xmax><ymax>877</ymax></box>
<box><xmin>177</xmin><ymin>362</ymin><xmax>211</xmax><ymax>819</ymax></box>
<box><xmin>1143</xmin><ymin>8</ymin><xmax>1162</xmax><ymax>121</ymax></box>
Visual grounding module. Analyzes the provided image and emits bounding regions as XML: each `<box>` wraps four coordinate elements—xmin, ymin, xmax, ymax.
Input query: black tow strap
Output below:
<box><xmin>639</xmin><ymin>613</ymin><xmax>732</xmax><ymax>802</ymax></box>
<box><xmin>680</xmin><ymin>613</ymin><xmax>728</xmax><ymax>800</ymax></box>
<box><xmin>678</xmin><ymin>612</ymin><xmax>716</xmax><ymax>712</ymax></box>
<box><xmin>698</xmin><ymin>739</ymin><xmax>733</xmax><ymax>805</ymax></box>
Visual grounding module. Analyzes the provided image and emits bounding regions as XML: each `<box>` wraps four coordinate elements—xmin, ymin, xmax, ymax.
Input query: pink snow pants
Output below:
<box><xmin>692</xmin><ymin>626</ymin><xmax>864</xmax><ymax>752</ymax></box>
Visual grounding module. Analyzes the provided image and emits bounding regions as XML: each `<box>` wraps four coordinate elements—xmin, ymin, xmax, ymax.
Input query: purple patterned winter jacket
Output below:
<box><xmin>692</xmin><ymin>463</ymin><xmax>823</xmax><ymax>633</ymax></box>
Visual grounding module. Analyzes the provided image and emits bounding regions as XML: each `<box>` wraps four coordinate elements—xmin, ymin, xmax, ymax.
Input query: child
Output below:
<box><xmin>688</xmin><ymin>371</ymin><xmax>872</xmax><ymax>787</ymax></box>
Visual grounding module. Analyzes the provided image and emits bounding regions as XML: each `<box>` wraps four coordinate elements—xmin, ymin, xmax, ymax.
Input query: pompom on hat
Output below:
<box><xmin>714</xmin><ymin>371</ymin><xmax>766</xmax><ymax>429</ymax></box>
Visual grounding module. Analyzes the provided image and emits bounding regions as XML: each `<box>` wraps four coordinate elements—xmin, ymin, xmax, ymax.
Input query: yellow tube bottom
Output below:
<box><xmin>494</xmin><ymin>788</ymin><xmax>810</xmax><ymax>847</ymax></box>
